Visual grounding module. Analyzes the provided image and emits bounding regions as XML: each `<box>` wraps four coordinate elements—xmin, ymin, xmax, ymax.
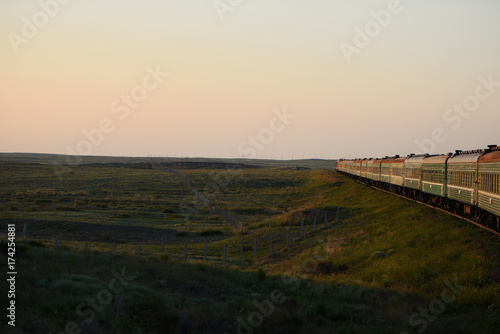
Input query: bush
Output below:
<box><xmin>199</xmin><ymin>229</ymin><xmax>223</xmax><ymax>237</ymax></box>
<box><xmin>25</xmin><ymin>239</ymin><xmax>45</xmax><ymax>248</ymax></box>
<box><xmin>317</xmin><ymin>260</ymin><xmax>349</xmax><ymax>274</ymax></box>
<box><xmin>370</xmin><ymin>251</ymin><xmax>386</xmax><ymax>260</ymax></box>
<box><xmin>158</xmin><ymin>253</ymin><xmax>169</xmax><ymax>262</ymax></box>
<box><xmin>256</xmin><ymin>268</ymin><xmax>266</xmax><ymax>282</ymax></box>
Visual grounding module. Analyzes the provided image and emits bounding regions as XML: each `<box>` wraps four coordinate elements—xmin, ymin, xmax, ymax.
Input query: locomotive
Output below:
<box><xmin>336</xmin><ymin>145</ymin><xmax>500</xmax><ymax>234</ymax></box>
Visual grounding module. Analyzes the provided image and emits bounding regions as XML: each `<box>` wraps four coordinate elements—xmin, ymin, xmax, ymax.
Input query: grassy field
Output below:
<box><xmin>0</xmin><ymin>161</ymin><xmax>499</xmax><ymax>333</ymax></box>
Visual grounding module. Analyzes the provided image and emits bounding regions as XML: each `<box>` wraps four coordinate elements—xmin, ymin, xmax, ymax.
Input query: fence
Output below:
<box><xmin>15</xmin><ymin>206</ymin><xmax>355</xmax><ymax>262</ymax></box>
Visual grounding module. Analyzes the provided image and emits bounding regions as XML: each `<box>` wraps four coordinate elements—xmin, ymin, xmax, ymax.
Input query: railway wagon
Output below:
<box><xmin>361</xmin><ymin>159</ymin><xmax>368</xmax><ymax>179</ymax></box>
<box><xmin>372</xmin><ymin>158</ymin><xmax>382</xmax><ymax>182</ymax></box>
<box><xmin>404</xmin><ymin>154</ymin><xmax>426</xmax><ymax>191</ymax></box>
<box><xmin>336</xmin><ymin>160</ymin><xmax>346</xmax><ymax>173</ymax></box>
<box><xmin>366</xmin><ymin>159</ymin><xmax>374</xmax><ymax>180</ymax></box>
<box><xmin>346</xmin><ymin>160</ymin><xmax>353</xmax><ymax>175</ymax></box>
<box><xmin>390</xmin><ymin>156</ymin><xmax>406</xmax><ymax>186</ymax></box>
<box><xmin>447</xmin><ymin>150</ymin><xmax>482</xmax><ymax>215</ymax></box>
<box><xmin>353</xmin><ymin>159</ymin><xmax>362</xmax><ymax>177</ymax></box>
<box><xmin>421</xmin><ymin>154</ymin><xmax>450</xmax><ymax>199</ymax></box>
<box><xmin>477</xmin><ymin>146</ymin><xmax>500</xmax><ymax>226</ymax></box>
<box><xmin>380</xmin><ymin>157</ymin><xmax>393</xmax><ymax>184</ymax></box>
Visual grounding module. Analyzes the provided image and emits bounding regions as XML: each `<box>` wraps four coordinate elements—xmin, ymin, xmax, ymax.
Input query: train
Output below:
<box><xmin>335</xmin><ymin>145</ymin><xmax>500</xmax><ymax>234</ymax></box>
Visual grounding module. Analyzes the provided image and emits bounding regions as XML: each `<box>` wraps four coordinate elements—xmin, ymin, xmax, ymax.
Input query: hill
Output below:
<box><xmin>0</xmin><ymin>152</ymin><xmax>336</xmax><ymax>169</ymax></box>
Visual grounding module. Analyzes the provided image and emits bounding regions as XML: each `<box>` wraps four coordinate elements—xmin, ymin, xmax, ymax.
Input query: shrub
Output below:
<box><xmin>158</xmin><ymin>253</ymin><xmax>169</xmax><ymax>262</ymax></box>
<box><xmin>199</xmin><ymin>229</ymin><xmax>223</xmax><ymax>237</ymax></box>
<box><xmin>370</xmin><ymin>251</ymin><xmax>386</xmax><ymax>260</ymax></box>
<box><xmin>256</xmin><ymin>268</ymin><xmax>266</xmax><ymax>282</ymax></box>
<box><xmin>25</xmin><ymin>239</ymin><xmax>45</xmax><ymax>248</ymax></box>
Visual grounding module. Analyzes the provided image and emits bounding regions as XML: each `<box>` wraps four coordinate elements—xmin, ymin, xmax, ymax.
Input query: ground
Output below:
<box><xmin>0</xmin><ymin>160</ymin><xmax>498</xmax><ymax>333</ymax></box>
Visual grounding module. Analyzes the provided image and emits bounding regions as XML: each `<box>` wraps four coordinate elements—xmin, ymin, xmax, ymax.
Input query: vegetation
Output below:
<box><xmin>0</xmin><ymin>161</ymin><xmax>498</xmax><ymax>333</ymax></box>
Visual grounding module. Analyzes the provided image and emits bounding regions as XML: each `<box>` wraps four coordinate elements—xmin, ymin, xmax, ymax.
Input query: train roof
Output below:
<box><xmin>478</xmin><ymin>145</ymin><xmax>500</xmax><ymax>163</ymax></box>
<box><xmin>448</xmin><ymin>152</ymin><xmax>483</xmax><ymax>164</ymax></box>
<box><xmin>381</xmin><ymin>156</ymin><xmax>406</xmax><ymax>164</ymax></box>
<box><xmin>422</xmin><ymin>154</ymin><xmax>451</xmax><ymax>164</ymax></box>
<box><xmin>337</xmin><ymin>145</ymin><xmax>499</xmax><ymax>165</ymax></box>
<box><xmin>405</xmin><ymin>154</ymin><xmax>428</xmax><ymax>164</ymax></box>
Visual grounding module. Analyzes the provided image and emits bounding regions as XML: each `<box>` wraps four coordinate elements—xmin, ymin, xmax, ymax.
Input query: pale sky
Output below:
<box><xmin>1</xmin><ymin>0</ymin><xmax>499</xmax><ymax>160</ymax></box>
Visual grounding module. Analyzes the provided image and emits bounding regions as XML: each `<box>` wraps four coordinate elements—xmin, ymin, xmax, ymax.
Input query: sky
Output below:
<box><xmin>1</xmin><ymin>0</ymin><xmax>499</xmax><ymax>160</ymax></box>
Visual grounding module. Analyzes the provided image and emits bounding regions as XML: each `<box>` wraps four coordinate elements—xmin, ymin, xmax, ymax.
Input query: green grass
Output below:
<box><xmin>0</xmin><ymin>162</ymin><xmax>498</xmax><ymax>333</ymax></box>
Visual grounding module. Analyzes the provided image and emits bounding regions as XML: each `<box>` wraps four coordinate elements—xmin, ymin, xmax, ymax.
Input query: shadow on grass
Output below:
<box><xmin>1</xmin><ymin>239</ymin><xmax>495</xmax><ymax>334</ymax></box>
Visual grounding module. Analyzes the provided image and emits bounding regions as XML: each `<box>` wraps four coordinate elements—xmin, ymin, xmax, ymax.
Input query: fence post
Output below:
<box><xmin>224</xmin><ymin>242</ymin><xmax>227</xmax><ymax>260</ymax></box>
<box><xmin>161</xmin><ymin>240</ymin><xmax>165</xmax><ymax>253</ymax></box>
<box><xmin>23</xmin><ymin>224</ymin><xmax>27</xmax><ymax>239</ymax></box>
<box><xmin>184</xmin><ymin>240</ymin><xmax>188</xmax><ymax>260</ymax></box>
<box><xmin>336</xmin><ymin>206</ymin><xmax>340</xmax><ymax>223</ymax></box>
<box><xmin>55</xmin><ymin>235</ymin><xmax>58</xmax><ymax>249</ymax></box>
<box><xmin>241</xmin><ymin>241</ymin><xmax>244</xmax><ymax>261</ymax></box>
<box><xmin>138</xmin><ymin>242</ymin><xmax>141</xmax><ymax>256</ymax></box>
<box><xmin>204</xmin><ymin>241</ymin><xmax>207</xmax><ymax>260</ymax></box>
<box><xmin>324</xmin><ymin>211</ymin><xmax>327</xmax><ymax>227</ymax></box>
<box><xmin>287</xmin><ymin>228</ymin><xmax>289</xmax><ymax>247</ymax></box>
<box><xmin>112</xmin><ymin>243</ymin><xmax>116</xmax><ymax>253</ymax></box>
<box><xmin>301</xmin><ymin>218</ymin><xmax>304</xmax><ymax>237</ymax></box>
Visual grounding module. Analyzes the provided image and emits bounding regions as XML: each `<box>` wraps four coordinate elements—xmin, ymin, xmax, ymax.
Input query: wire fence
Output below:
<box><xmin>14</xmin><ymin>207</ymin><xmax>356</xmax><ymax>262</ymax></box>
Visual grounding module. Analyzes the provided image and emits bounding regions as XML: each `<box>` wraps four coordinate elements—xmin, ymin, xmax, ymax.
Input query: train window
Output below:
<box><xmin>423</xmin><ymin>170</ymin><xmax>443</xmax><ymax>183</ymax></box>
<box><xmin>407</xmin><ymin>168</ymin><xmax>421</xmax><ymax>179</ymax></box>
<box><xmin>480</xmin><ymin>173</ymin><xmax>500</xmax><ymax>194</ymax></box>
<box><xmin>450</xmin><ymin>171</ymin><xmax>474</xmax><ymax>188</ymax></box>
<box><xmin>391</xmin><ymin>167</ymin><xmax>402</xmax><ymax>176</ymax></box>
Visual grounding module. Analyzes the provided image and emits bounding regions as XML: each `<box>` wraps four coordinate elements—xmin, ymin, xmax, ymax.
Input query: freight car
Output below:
<box><xmin>336</xmin><ymin>145</ymin><xmax>500</xmax><ymax>234</ymax></box>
